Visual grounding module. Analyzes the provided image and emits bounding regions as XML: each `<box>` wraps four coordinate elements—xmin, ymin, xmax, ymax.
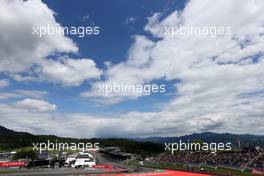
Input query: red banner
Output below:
<box><xmin>0</xmin><ymin>162</ymin><xmax>25</xmax><ymax>167</ymax></box>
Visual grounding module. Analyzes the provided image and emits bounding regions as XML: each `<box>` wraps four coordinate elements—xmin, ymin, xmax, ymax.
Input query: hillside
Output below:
<box><xmin>0</xmin><ymin>126</ymin><xmax>16</xmax><ymax>135</ymax></box>
<box><xmin>0</xmin><ymin>125</ymin><xmax>163</xmax><ymax>156</ymax></box>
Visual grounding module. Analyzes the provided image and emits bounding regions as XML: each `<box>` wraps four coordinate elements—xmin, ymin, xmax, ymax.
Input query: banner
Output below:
<box><xmin>0</xmin><ymin>162</ymin><xmax>26</xmax><ymax>167</ymax></box>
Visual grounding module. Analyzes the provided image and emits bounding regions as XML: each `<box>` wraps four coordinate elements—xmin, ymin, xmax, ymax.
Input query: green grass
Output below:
<box><xmin>14</xmin><ymin>146</ymin><xmax>33</xmax><ymax>152</ymax></box>
<box><xmin>0</xmin><ymin>146</ymin><xmax>32</xmax><ymax>152</ymax></box>
<box><xmin>202</xmin><ymin>166</ymin><xmax>252</xmax><ymax>176</ymax></box>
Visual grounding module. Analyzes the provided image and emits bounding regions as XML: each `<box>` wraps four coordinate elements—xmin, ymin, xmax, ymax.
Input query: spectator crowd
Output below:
<box><xmin>156</xmin><ymin>148</ymin><xmax>264</xmax><ymax>169</ymax></box>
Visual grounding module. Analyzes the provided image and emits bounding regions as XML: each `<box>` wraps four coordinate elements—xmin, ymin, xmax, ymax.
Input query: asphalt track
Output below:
<box><xmin>0</xmin><ymin>158</ymin><xmax>211</xmax><ymax>176</ymax></box>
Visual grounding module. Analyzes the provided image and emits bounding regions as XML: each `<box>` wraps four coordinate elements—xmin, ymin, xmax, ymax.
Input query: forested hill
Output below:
<box><xmin>0</xmin><ymin>125</ymin><xmax>163</xmax><ymax>156</ymax></box>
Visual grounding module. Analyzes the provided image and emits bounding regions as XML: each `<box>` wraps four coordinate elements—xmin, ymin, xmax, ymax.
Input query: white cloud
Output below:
<box><xmin>0</xmin><ymin>93</ymin><xmax>18</xmax><ymax>100</ymax></box>
<box><xmin>15</xmin><ymin>89</ymin><xmax>49</xmax><ymax>99</ymax></box>
<box><xmin>84</xmin><ymin>0</ymin><xmax>264</xmax><ymax>101</ymax></box>
<box><xmin>80</xmin><ymin>0</ymin><xmax>264</xmax><ymax>136</ymax></box>
<box><xmin>0</xmin><ymin>79</ymin><xmax>10</xmax><ymax>88</ymax></box>
<box><xmin>0</xmin><ymin>0</ymin><xmax>77</xmax><ymax>73</ymax></box>
<box><xmin>0</xmin><ymin>0</ymin><xmax>101</xmax><ymax>86</ymax></box>
<box><xmin>81</xmin><ymin>36</ymin><xmax>156</xmax><ymax>104</ymax></box>
<box><xmin>125</xmin><ymin>17</ymin><xmax>136</xmax><ymax>24</ymax></box>
<box><xmin>0</xmin><ymin>99</ymin><xmax>264</xmax><ymax>137</ymax></box>
<box><xmin>14</xmin><ymin>98</ymin><xmax>56</xmax><ymax>112</ymax></box>
<box><xmin>40</xmin><ymin>57</ymin><xmax>102</xmax><ymax>86</ymax></box>
<box><xmin>0</xmin><ymin>89</ymin><xmax>49</xmax><ymax>100</ymax></box>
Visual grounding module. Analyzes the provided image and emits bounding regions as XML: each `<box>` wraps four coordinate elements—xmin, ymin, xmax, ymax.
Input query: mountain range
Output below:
<box><xmin>134</xmin><ymin>132</ymin><xmax>264</xmax><ymax>147</ymax></box>
<box><xmin>1</xmin><ymin>125</ymin><xmax>264</xmax><ymax>151</ymax></box>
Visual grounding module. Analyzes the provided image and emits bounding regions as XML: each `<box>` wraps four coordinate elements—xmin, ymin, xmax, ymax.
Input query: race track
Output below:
<box><xmin>0</xmin><ymin>167</ymin><xmax>212</xmax><ymax>176</ymax></box>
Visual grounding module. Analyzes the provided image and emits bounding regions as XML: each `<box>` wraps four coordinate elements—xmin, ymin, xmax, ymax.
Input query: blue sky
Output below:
<box><xmin>0</xmin><ymin>0</ymin><xmax>264</xmax><ymax>137</ymax></box>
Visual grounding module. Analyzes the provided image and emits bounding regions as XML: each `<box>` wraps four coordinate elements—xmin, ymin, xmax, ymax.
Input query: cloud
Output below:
<box><xmin>14</xmin><ymin>98</ymin><xmax>57</xmax><ymax>112</ymax></box>
<box><xmin>0</xmin><ymin>0</ymin><xmax>101</xmax><ymax>86</ymax></box>
<box><xmin>79</xmin><ymin>0</ymin><xmax>264</xmax><ymax>136</ymax></box>
<box><xmin>0</xmin><ymin>0</ymin><xmax>77</xmax><ymax>73</ymax></box>
<box><xmin>0</xmin><ymin>93</ymin><xmax>18</xmax><ymax>100</ymax></box>
<box><xmin>0</xmin><ymin>79</ymin><xmax>10</xmax><ymax>88</ymax></box>
<box><xmin>125</xmin><ymin>17</ymin><xmax>136</xmax><ymax>24</ymax></box>
<box><xmin>82</xmin><ymin>14</ymin><xmax>90</xmax><ymax>21</ymax></box>
<box><xmin>81</xmin><ymin>35</ymin><xmax>156</xmax><ymax>104</ymax></box>
<box><xmin>39</xmin><ymin>57</ymin><xmax>102</xmax><ymax>86</ymax></box>
<box><xmin>84</xmin><ymin>0</ymin><xmax>264</xmax><ymax>102</ymax></box>
<box><xmin>0</xmin><ymin>98</ymin><xmax>264</xmax><ymax>138</ymax></box>
<box><xmin>15</xmin><ymin>89</ymin><xmax>49</xmax><ymax>99</ymax></box>
<box><xmin>0</xmin><ymin>104</ymin><xmax>208</xmax><ymax>137</ymax></box>
<box><xmin>0</xmin><ymin>89</ymin><xmax>49</xmax><ymax>100</ymax></box>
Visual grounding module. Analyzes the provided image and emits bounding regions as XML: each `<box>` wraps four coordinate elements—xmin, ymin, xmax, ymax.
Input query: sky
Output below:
<box><xmin>0</xmin><ymin>0</ymin><xmax>264</xmax><ymax>138</ymax></box>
